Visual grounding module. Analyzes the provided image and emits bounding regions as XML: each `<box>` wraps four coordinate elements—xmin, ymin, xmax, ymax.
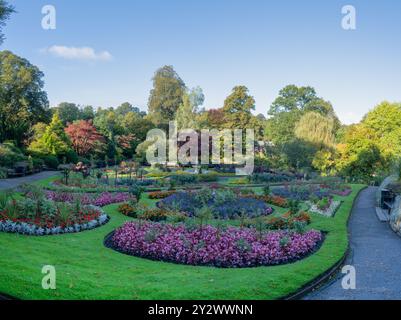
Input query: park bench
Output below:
<box><xmin>6</xmin><ymin>161</ymin><xmax>34</xmax><ymax>178</ymax></box>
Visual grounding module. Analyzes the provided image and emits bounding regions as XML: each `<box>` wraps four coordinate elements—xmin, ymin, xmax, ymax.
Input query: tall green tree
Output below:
<box><xmin>81</xmin><ymin>105</ymin><xmax>95</xmax><ymax>121</ymax></box>
<box><xmin>266</xmin><ymin>85</ymin><xmax>339</xmax><ymax>145</ymax></box>
<box><xmin>52</xmin><ymin>102</ymin><xmax>81</xmax><ymax>125</ymax></box>
<box><xmin>29</xmin><ymin>113</ymin><xmax>73</xmax><ymax>157</ymax></box>
<box><xmin>175</xmin><ymin>93</ymin><xmax>197</xmax><ymax>129</ymax></box>
<box><xmin>336</xmin><ymin>125</ymin><xmax>384</xmax><ymax>180</ymax></box>
<box><xmin>222</xmin><ymin>86</ymin><xmax>255</xmax><ymax>129</ymax></box>
<box><xmin>121</xmin><ymin>111</ymin><xmax>154</xmax><ymax>155</ymax></box>
<box><xmin>269</xmin><ymin>85</ymin><xmax>336</xmax><ymax>117</ymax></box>
<box><xmin>295</xmin><ymin>112</ymin><xmax>336</xmax><ymax>148</ymax></box>
<box><xmin>148</xmin><ymin>65</ymin><xmax>186</xmax><ymax>125</ymax></box>
<box><xmin>116</xmin><ymin>102</ymin><xmax>145</xmax><ymax>117</ymax></box>
<box><xmin>0</xmin><ymin>1</ymin><xmax>14</xmax><ymax>45</ymax></box>
<box><xmin>0</xmin><ymin>51</ymin><xmax>50</xmax><ymax>144</ymax></box>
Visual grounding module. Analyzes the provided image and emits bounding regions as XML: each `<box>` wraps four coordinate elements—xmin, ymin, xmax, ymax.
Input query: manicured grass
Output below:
<box><xmin>0</xmin><ymin>182</ymin><xmax>365</xmax><ymax>300</ymax></box>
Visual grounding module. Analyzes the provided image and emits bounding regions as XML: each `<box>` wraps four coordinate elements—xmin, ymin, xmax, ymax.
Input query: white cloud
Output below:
<box><xmin>44</xmin><ymin>45</ymin><xmax>113</xmax><ymax>61</ymax></box>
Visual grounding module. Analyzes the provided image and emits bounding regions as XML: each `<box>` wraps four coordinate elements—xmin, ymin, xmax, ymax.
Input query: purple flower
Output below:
<box><xmin>45</xmin><ymin>191</ymin><xmax>133</xmax><ymax>207</ymax></box>
<box><xmin>111</xmin><ymin>222</ymin><xmax>322</xmax><ymax>268</ymax></box>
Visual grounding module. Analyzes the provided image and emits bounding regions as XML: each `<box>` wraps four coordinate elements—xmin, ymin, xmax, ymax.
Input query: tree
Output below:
<box><xmin>269</xmin><ymin>85</ymin><xmax>336</xmax><ymax>117</ymax></box>
<box><xmin>116</xmin><ymin>102</ymin><xmax>145</xmax><ymax>117</ymax></box>
<box><xmin>65</xmin><ymin>120</ymin><xmax>105</xmax><ymax>156</ymax></box>
<box><xmin>266</xmin><ymin>85</ymin><xmax>340</xmax><ymax>145</ymax></box>
<box><xmin>93</xmin><ymin>108</ymin><xmax>124</xmax><ymax>158</ymax></box>
<box><xmin>53</xmin><ymin>102</ymin><xmax>81</xmax><ymax>125</ymax></box>
<box><xmin>188</xmin><ymin>86</ymin><xmax>205</xmax><ymax>111</ymax></box>
<box><xmin>282</xmin><ymin>138</ymin><xmax>317</xmax><ymax>170</ymax></box>
<box><xmin>265</xmin><ymin>110</ymin><xmax>301</xmax><ymax>145</ymax></box>
<box><xmin>116</xmin><ymin>111</ymin><xmax>154</xmax><ymax>159</ymax></box>
<box><xmin>222</xmin><ymin>86</ymin><xmax>255</xmax><ymax>129</ymax></box>
<box><xmin>148</xmin><ymin>65</ymin><xmax>186</xmax><ymax>125</ymax></box>
<box><xmin>29</xmin><ymin>113</ymin><xmax>73</xmax><ymax>157</ymax></box>
<box><xmin>360</xmin><ymin>101</ymin><xmax>401</xmax><ymax>164</ymax></box>
<box><xmin>175</xmin><ymin>93</ymin><xmax>197</xmax><ymax>129</ymax></box>
<box><xmin>312</xmin><ymin>149</ymin><xmax>337</xmax><ymax>176</ymax></box>
<box><xmin>295</xmin><ymin>112</ymin><xmax>336</xmax><ymax>148</ymax></box>
<box><xmin>0</xmin><ymin>51</ymin><xmax>50</xmax><ymax>144</ymax></box>
<box><xmin>81</xmin><ymin>105</ymin><xmax>95</xmax><ymax>121</ymax></box>
<box><xmin>0</xmin><ymin>1</ymin><xmax>14</xmax><ymax>45</ymax></box>
<box><xmin>199</xmin><ymin>108</ymin><xmax>226</xmax><ymax>129</ymax></box>
<box><xmin>336</xmin><ymin>125</ymin><xmax>384</xmax><ymax>180</ymax></box>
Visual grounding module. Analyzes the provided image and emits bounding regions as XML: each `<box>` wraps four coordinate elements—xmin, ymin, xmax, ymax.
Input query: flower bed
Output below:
<box><xmin>266</xmin><ymin>211</ymin><xmax>311</xmax><ymax>230</ymax></box>
<box><xmin>0</xmin><ymin>200</ymin><xmax>109</xmax><ymax>236</ymax></box>
<box><xmin>241</xmin><ymin>194</ymin><xmax>289</xmax><ymax>208</ymax></box>
<box><xmin>308</xmin><ymin>200</ymin><xmax>342</xmax><ymax>217</ymax></box>
<box><xmin>158</xmin><ymin>189</ymin><xmax>273</xmax><ymax>219</ymax></box>
<box><xmin>44</xmin><ymin>191</ymin><xmax>134</xmax><ymax>207</ymax></box>
<box><xmin>148</xmin><ymin>190</ymin><xmax>176</xmax><ymax>199</ymax></box>
<box><xmin>109</xmin><ymin>221</ymin><xmax>323</xmax><ymax>268</ymax></box>
<box><xmin>272</xmin><ymin>185</ymin><xmax>330</xmax><ymax>201</ymax></box>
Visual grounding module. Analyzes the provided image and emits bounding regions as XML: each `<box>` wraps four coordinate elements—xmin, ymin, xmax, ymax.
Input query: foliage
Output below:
<box><xmin>29</xmin><ymin>113</ymin><xmax>74</xmax><ymax>158</ymax></box>
<box><xmin>52</xmin><ymin>102</ymin><xmax>81</xmax><ymax>125</ymax></box>
<box><xmin>0</xmin><ymin>142</ymin><xmax>26</xmax><ymax>167</ymax></box>
<box><xmin>129</xmin><ymin>183</ymin><xmax>145</xmax><ymax>201</ymax></box>
<box><xmin>249</xmin><ymin>173</ymin><xmax>292</xmax><ymax>183</ymax></box>
<box><xmin>265</xmin><ymin>211</ymin><xmax>311</xmax><ymax>230</ymax></box>
<box><xmin>169</xmin><ymin>174</ymin><xmax>198</xmax><ymax>185</ymax></box>
<box><xmin>148</xmin><ymin>65</ymin><xmax>186</xmax><ymax>125</ymax></box>
<box><xmin>175</xmin><ymin>92</ymin><xmax>198</xmax><ymax>129</ymax></box>
<box><xmin>0</xmin><ymin>51</ymin><xmax>50</xmax><ymax>143</ymax></box>
<box><xmin>148</xmin><ymin>190</ymin><xmax>176</xmax><ymax>199</ymax></box>
<box><xmin>118</xmin><ymin>203</ymin><xmax>137</xmax><ymax>218</ymax></box>
<box><xmin>295</xmin><ymin>112</ymin><xmax>336</xmax><ymax>148</ymax></box>
<box><xmin>0</xmin><ymin>1</ymin><xmax>14</xmax><ymax>45</ymax></box>
<box><xmin>65</xmin><ymin>120</ymin><xmax>105</xmax><ymax>156</ymax></box>
<box><xmin>158</xmin><ymin>189</ymin><xmax>273</xmax><ymax>219</ymax></box>
<box><xmin>272</xmin><ymin>184</ymin><xmax>330</xmax><ymax>201</ymax></box>
<box><xmin>0</xmin><ymin>195</ymin><xmax>107</xmax><ymax>233</ymax></box>
<box><xmin>137</xmin><ymin>208</ymin><xmax>171</xmax><ymax>222</ymax></box>
<box><xmin>336</xmin><ymin>124</ymin><xmax>384</xmax><ymax>181</ymax></box>
<box><xmin>45</xmin><ymin>191</ymin><xmax>134</xmax><ymax>207</ymax></box>
<box><xmin>112</xmin><ymin>221</ymin><xmax>322</xmax><ymax>268</ymax></box>
<box><xmin>222</xmin><ymin>86</ymin><xmax>255</xmax><ymax>130</ymax></box>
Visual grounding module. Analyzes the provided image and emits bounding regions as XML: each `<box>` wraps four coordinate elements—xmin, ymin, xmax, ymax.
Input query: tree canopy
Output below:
<box><xmin>222</xmin><ymin>86</ymin><xmax>255</xmax><ymax>130</ymax></box>
<box><xmin>0</xmin><ymin>1</ymin><xmax>14</xmax><ymax>45</ymax></box>
<box><xmin>0</xmin><ymin>50</ymin><xmax>50</xmax><ymax>144</ymax></box>
<box><xmin>148</xmin><ymin>65</ymin><xmax>186</xmax><ymax>125</ymax></box>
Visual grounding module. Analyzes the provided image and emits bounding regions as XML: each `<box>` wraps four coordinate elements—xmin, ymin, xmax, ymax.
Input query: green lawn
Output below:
<box><xmin>0</xmin><ymin>181</ymin><xmax>365</xmax><ymax>300</ymax></box>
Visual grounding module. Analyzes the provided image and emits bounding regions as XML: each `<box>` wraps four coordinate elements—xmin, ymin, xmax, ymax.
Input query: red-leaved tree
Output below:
<box><xmin>65</xmin><ymin>120</ymin><xmax>105</xmax><ymax>156</ymax></box>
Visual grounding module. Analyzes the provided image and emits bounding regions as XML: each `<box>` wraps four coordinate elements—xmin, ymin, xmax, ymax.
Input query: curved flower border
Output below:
<box><xmin>105</xmin><ymin>222</ymin><xmax>325</xmax><ymax>269</ymax></box>
<box><xmin>0</xmin><ymin>205</ymin><xmax>110</xmax><ymax>236</ymax></box>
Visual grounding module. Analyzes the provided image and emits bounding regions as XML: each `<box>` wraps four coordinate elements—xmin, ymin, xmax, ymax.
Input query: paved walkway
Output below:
<box><xmin>0</xmin><ymin>171</ymin><xmax>59</xmax><ymax>191</ymax></box>
<box><xmin>306</xmin><ymin>186</ymin><xmax>401</xmax><ymax>300</ymax></box>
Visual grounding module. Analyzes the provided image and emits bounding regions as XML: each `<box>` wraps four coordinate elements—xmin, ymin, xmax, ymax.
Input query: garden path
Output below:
<box><xmin>306</xmin><ymin>186</ymin><xmax>401</xmax><ymax>300</ymax></box>
<box><xmin>0</xmin><ymin>171</ymin><xmax>59</xmax><ymax>191</ymax></box>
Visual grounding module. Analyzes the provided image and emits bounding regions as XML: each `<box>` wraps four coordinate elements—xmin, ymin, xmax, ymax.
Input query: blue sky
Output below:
<box><xmin>3</xmin><ymin>0</ymin><xmax>401</xmax><ymax>124</ymax></box>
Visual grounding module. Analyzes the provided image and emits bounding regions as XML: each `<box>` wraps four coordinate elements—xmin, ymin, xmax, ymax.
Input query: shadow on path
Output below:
<box><xmin>306</xmin><ymin>186</ymin><xmax>401</xmax><ymax>300</ymax></box>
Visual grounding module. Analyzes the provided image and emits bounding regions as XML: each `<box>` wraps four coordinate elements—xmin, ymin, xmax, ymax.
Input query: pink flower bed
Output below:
<box><xmin>45</xmin><ymin>191</ymin><xmax>133</xmax><ymax>207</ymax></box>
<box><xmin>111</xmin><ymin>222</ymin><xmax>323</xmax><ymax>268</ymax></box>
